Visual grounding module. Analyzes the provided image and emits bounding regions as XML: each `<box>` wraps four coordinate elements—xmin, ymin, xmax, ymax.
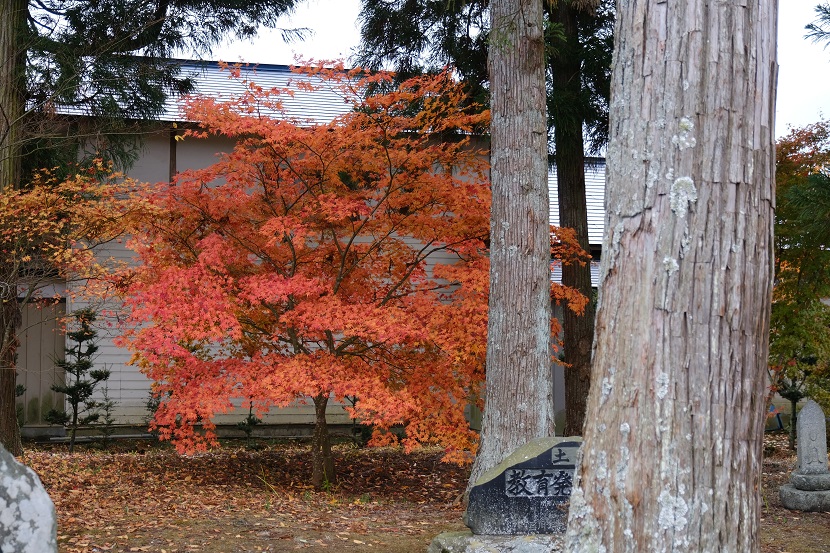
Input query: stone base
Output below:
<box><xmin>428</xmin><ymin>530</ymin><xmax>564</xmax><ymax>553</ymax></box>
<box><xmin>780</xmin><ymin>484</ymin><xmax>830</xmax><ymax>512</ymax></box>
<box><xmin>790</xmin><ymin>471</ymin><xmax>830</xmax><ymax>491</ymax></box>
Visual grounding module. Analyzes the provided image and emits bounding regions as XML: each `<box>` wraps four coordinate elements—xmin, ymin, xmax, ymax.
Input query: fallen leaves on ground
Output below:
<box><xmin>20</xmin><ymin>432</ymin><xmax>830</xmax><ymax>553</ymax></box>
<box><xmin>23</xmin><ymin>440</ymin><xmax>468</xmax><ymax>553</ymax></box>
<box><xmin>761</xmin><ymin>432</ymin><xmax>830</xmax><ymax>553</ymax></box>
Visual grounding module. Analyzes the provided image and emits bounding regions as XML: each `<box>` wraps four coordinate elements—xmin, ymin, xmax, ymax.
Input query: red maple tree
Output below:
<box><xmin>118</xmin><ymin>65</ymin><xmax>586</xmax><ymax>487</ymax></box>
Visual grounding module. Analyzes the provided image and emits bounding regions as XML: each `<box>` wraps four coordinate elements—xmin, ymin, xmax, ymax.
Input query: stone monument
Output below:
<box><xmin>779</xmin><ymin>399</ymin><xmax>830</xmax><ymax>511</ymax></box>
<box><xmin>0</xmin><ymin>444</ymin><xmax>58</xmax><ymax>553</ymax></box>
<box><xmin>429</xmin><ymin>437</ymin><xmax>580</xmax><ymax>553</ymax></box>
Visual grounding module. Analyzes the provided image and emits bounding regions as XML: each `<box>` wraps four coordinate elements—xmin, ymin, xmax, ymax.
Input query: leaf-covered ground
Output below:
<box><xmin>761</xmin><ymin>432</ymin><xmax>830</xmax><ymax>553</ymax></box>
<box><xmin>24</xmin><ymin>440</ymin><xmax>468</xmax><ymax>553</ymax></box>
<box><xmin>20</xmin><ymin>432</ymin><xmax>830</xmax><ymax>552</ymax></box>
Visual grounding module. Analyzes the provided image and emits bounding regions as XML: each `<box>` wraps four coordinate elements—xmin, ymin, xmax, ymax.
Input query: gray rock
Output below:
<box><xmin>428</xmin><ymin>530</ymin><xmax>564</xmax><ymax>553</ymax></box>
<box><xmin>790</xmin><ymin>471</ymin><xmax>830</xmax><ymax>491</ymax></box>
<box><xmin>780</xmin><ymin>484</ymin><xmax>830</xmax><ymax>512</ymax></box>
<box><xmin>796</xmin><ymin>400</ymin><xmax>828</xmax><ymax>475</ymax></box>
<box><xmin>464</xmin><ymin>437</ymin><xmax>581</xmax><ymax>535</ymax></box>
<box><xmin>0</xmin><ymin>444</ymin><xmax>57</xmax><ymax>553</ymax></box>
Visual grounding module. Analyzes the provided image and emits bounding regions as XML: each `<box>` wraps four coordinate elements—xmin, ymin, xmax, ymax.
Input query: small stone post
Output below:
<box><xmin>780</xmin><ymin>400</ymin><xmax>830</xmax><ymax>511</ymax></box>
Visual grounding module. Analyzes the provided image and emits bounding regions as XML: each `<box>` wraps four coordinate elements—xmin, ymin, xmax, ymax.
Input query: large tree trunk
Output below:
<box><xmin>310</xmin><ymin>393</ymin><xmax>336</xmax><ymax>490</ymax></box>
<box><xmin>467</xmin><ymin>0</ymin><xmax>554</xmax><ymax>489</ymax></box>
<box><xmin>0</xmin><ymin>0</ymin><xmax>28</xmax><ymax>457</ymax></box>
<box><xmin>565</xmin><ymin>0</ymin><xmax>777</xmax><ymax>550</ymax></box>
<box><xmin>548</xmin><ymin>2</ymin><xmax>597</xmax><ymax>437</ymax></box>
<box><xmin>0</xmin><ymin>0</ymin><xmax>26</xmax><ymax>188</ymax></box>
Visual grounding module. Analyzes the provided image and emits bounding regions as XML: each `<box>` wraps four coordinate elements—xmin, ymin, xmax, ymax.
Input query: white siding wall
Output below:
<box><xmin>130</xmin><ymin>132</ymin><xmax>172</xmax><ymax>183</ymax></box>
<box><xmin>548</xmin><ymin>160</ymin><xmax>606</xmax><ymax>246</ymax></box>
<box><xmin>17</xmin><ymin>301</ymin><xmax>66</xmax><ymax>430</ymax></box>
<box><xmin>66</xmin><ymin>238</ymin><xmax>147</xmax><ymax>423</ymax></box>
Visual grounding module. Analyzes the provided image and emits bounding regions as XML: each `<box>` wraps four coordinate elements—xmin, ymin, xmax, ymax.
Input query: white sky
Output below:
<box><xmin>212</xmin><ymin>0</ymin><xmax>830</xmax><ymax>138</ymax></box>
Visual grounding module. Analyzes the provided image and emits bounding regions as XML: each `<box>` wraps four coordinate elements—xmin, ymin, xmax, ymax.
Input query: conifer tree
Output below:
<box><xmin>46</xmin><ymin>309</ymin><xmax>111</xmax><ymax>453</ymax></box>
<box><xmin>565</xmin><ymin>0</ymin><xmax>777</xmax><ymax>548</ymax></box>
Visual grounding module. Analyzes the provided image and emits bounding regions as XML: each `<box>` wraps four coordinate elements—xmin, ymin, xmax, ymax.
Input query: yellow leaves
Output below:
<box><xmin>0</xmin><ymin>167</ymin><xmax>135</xmax><ymax>294</ymax></box>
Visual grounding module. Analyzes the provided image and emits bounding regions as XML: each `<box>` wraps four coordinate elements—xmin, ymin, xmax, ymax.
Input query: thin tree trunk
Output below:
<box><xmin>69</xmin><ymin>408</ymin><xmax>78</xmax><ymax>453</ymax></box>
<box><xmin>0</xmin><ymin>298</ymin><xmax>23</xmax><ymax>456</ymax></box>
<box><xmin>0</xmin><ymin>0</ymin><xmax>27</xmax><ymax>457</ymax></box>
<box><xmin>0</xmin><ymin>336</ymin><xmax>22</xmax><ymax>455</ymax></box>
<box><xmin>467</xmin><ymin>0</ymin><xmax>554</xmax><ymax>490</ymax></box>
<box><xmin>565</xmin><ymin>0</ymin><xmax>777</xmax><ymax>550</ymax></box>
<box><xmin>310</xmin><ymin>393</ymin><xmax>336</xmax><ymax>490</ymax></box>
<box><xmin>549</xmin><ymin>2</ymin><xmax>596</xmax><ymax>437</ymax></box>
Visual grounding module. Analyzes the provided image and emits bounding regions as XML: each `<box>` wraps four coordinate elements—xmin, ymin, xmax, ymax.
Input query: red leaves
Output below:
<box><xmin>119</xmin><ymin>66</ymin><xmax>587</xmax><ymax>462</ymax></box>
<box><xmin>550</xmin><ymin>226</ymin><xmax>591</xmax><ymax>318</ymax></box>
<box><xmin>776</xmin><ymin>119</ymin><xmax>830</xmax><ymax>185</ymax></box>
<box><xmin>121</xmin><ymin>68</ymin><xmax>492</xmax><ymax>458</ymax></box>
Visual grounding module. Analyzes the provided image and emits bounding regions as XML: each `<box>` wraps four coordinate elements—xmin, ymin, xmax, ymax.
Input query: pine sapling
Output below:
<box><xmin>97</xmin><ymin>385</ymin><xmax>118</xmax><ymax>446</ymax></box>
<box><xmin>237</xmin><ymin>402</ymin><xmax>262</xmax><ymax>450</ymax></box>
<box><xmin>46</xmin><ymin>309</ymin><xmax>110</xmax><ymax>452</ymax></box>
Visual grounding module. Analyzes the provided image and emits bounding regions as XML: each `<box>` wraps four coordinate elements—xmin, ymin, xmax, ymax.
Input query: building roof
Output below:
<box><xmin>54</xmin><ymin>59</ymin><xmax>355</xmax><ymax>125</ymax></box>
<box><xmin>168</xmin><ymin>60</ymin><xmax>356</xmax><ymax>124</ymax></box>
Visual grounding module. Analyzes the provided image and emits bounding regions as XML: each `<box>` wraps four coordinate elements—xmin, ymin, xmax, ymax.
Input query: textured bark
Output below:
<box><xmin>565</xmin><ymin>1</ymin><xmax>777</xmax><ymax>551</ymax></box>
<box><xmin>310</xmin><ymin>394</ymin><xmax>336</xmax><ymax>490</ymax></box>
<box><xmin>0</xmin><ymin>0</ymin><xmax>25</xmax><ymax>189</ymax></box>
<box><xmin>0</xmin><ymin>0</ymin><xmax>27</xmax><ymax>457</ymax></box>
<box><xmin>549</xmin><ymin>3</ymin><xmax>596</xmax><ymax>437</ymax></box>
<box><xmin>467</xmin><ymin>0</ymin><xmax>554</xmax><ymax>489</ymax></box>
<box><xmin>0</xmin><ymin>327</ymin><xmax>22</xmax><ymax>455</ymax></box>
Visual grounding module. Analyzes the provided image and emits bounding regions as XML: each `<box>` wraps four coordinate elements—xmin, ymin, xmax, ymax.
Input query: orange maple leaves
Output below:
<box><xmin>0</xmin><ymin>163</ymin><xmax>138</xmax><ymax>306</ymax></box>
<box><xmin>119</xmin><ymin>65</ymin><xmax>587</xmax><ymax>462</ymax></box>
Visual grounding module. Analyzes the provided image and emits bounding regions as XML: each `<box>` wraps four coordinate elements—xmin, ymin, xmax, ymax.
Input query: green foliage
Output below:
<box><xmin>97</xmin><ymin>386</ymin><xmax>118</xmax><ymax>446</ymax></box>
<box><xmin>236</xmin><ymin>403</ymin><xmax>262</xmax><ymax>450</ymax></box>
<box><xmin>546</xmin><ymin>1</ymin><xmax>615</xmax><ymax>154</ymax></box>
<box><xmin>807</xmin><ymin>3</ymin><xmax>830</xmax><ymax>48</ymax></box>
<box><xmin>45</xmin><ymin>308</ymin><xmax>111</xmax><ymax>453</ymax></box>
<box><xmin>770</xmin><ymin>120</ymin><xmax>830</xmax><ymax>427</ymax></box>
<box><xmin>356</xmin><ymin>0</ymin><xmax>490</xmax><ymax>102</ymax></box>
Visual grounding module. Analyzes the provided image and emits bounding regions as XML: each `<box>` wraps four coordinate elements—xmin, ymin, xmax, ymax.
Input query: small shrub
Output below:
<box><xmin>45</xmin><ymin>309</ymin><xmax>110</xmax><ymax>452</ymax></box>
<box><xmin>97</xmin><ymin>385</ymin><xmax>118</xmax><ymax>446</ymax></box>
<box><xmin>237</xmin><ymin>403</ymin><xmax>262</xmax><ymax>450</ymax></box>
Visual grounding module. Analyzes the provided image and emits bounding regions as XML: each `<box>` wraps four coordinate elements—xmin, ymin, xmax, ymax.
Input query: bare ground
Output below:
<box><xmin>19</xmin><ymin>432</ymin><xmax>830</xmax><ymax>553</ymax></box>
